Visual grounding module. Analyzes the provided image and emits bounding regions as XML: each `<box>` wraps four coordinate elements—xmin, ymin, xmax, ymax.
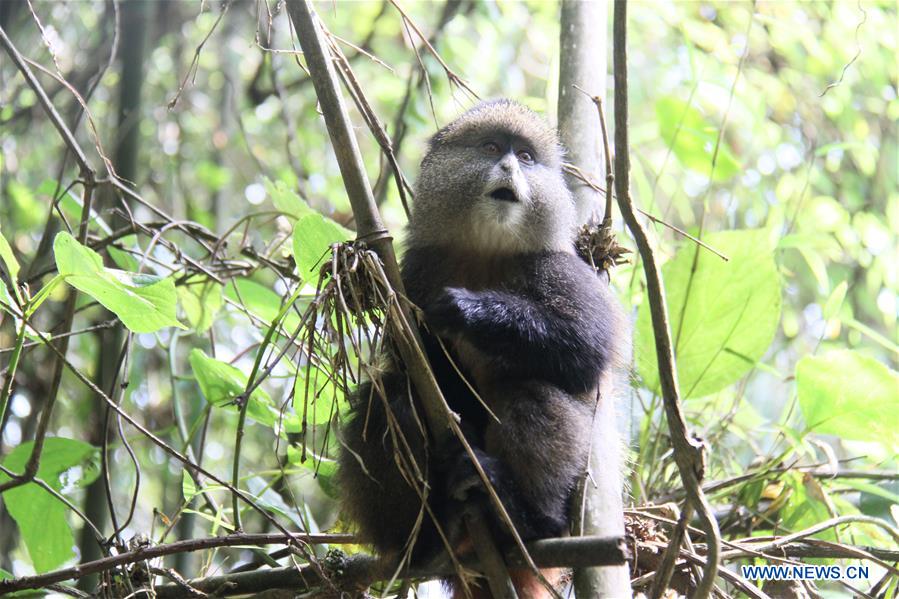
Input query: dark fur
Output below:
<box><xmin>336</xmin><ymin>100</ymin><xmax>624</xmax><ymax>594</ymax></box>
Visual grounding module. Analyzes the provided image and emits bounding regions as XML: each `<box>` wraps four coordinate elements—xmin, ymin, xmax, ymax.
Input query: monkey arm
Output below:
<box><xmin>425</xmin><ymin>269</ymin><xmax>618</xmax><ymax>394</ymax></box>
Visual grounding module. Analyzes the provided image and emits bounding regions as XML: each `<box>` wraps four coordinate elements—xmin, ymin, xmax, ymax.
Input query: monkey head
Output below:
<box><xmin>409</xmin><ymin>99</ymin><xmax>577</xmax><ymax>255</ymax></box>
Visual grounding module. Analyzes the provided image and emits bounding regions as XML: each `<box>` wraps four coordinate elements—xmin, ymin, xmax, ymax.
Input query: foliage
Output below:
<box><xmin>0</xmin><ymin>0</ymin><xmax>896</xmax><ymax>597</ymax></box>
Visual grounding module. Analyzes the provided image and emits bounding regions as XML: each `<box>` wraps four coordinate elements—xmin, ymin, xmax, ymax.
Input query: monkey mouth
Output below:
<box><xmin>487</xmin><ymin>186</ymin><xmax>519</xmax><ymax>203</ymax></box>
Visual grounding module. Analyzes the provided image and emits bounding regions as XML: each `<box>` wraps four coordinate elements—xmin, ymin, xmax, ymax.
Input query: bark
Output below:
<box><xmin>558</xmin><ymin>0</ymin><xmax>607</xmax><ymax>223</ymax></box>
<box><xmin>558</xmin><ymin>2</ymin><xmax>633</xmax><ymax>597</ymax></box>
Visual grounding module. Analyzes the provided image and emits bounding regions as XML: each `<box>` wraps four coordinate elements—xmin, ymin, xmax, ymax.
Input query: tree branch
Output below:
<box><xmin>610</xmin><ymin>2</ymin><xmax>721</xmax><ymax>598</ymax></box>
<box><xmin>150</xmin><ymin>536</ymin><xmax>629</xmax><ymax>599</ymax></box>
<box><xmin>0</xmin><ymin>533</ymin><xmax>353</xmax><ymax>594</ymax></box>
<box><xmin>558</xmin><ymin>3</ymin><xmax>632</xmax><ymax>598</ymax></box>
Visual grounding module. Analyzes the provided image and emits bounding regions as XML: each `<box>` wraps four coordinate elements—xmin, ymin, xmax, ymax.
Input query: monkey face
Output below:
<box><xmin>480</xmin><ymin>137</ymin><xmax>534</xmax><ymax>204</ymax></box>
<box><xmin>410</xmin><ymin>100</ymin><xmax>578</xmax><ymax>255</ymax></box>
<box><xmin>476</xmin><ymin>136</ymin><xmax>534</xmax><ymax>233</ymax></box>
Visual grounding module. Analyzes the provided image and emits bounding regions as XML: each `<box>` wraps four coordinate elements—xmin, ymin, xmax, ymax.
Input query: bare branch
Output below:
<box><xmin>610</xmin><ymin>3</ymin><xmax>721</xmax><ymax>598</ymax></box>
<box><xmin>0</xmin><ymin>533</ymin><xmax>353</xmax><ymax>594</ymax></box>
<box><xmin>149</xmin><ymin>535</ymin><xmax>628</xmax><ymax>599</ymax></box>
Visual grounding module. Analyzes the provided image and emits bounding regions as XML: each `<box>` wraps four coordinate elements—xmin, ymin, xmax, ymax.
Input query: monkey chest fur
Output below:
<box><xmin>400</xmin><ymin>245</ymin><xmax>603</xmax><ymax>407</ymax></box>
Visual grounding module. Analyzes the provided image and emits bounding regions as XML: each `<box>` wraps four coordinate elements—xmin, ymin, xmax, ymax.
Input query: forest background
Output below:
<box><xmin>0</xmin><ymin>1</ymin><xmax>897</xmax><ymax>598</ymax></box>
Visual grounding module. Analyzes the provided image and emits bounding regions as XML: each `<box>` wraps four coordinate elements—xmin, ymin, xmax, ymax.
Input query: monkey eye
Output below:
<box><xmin>482</xmin><ymin>141</ymin><xmax>502</xmax><ymax>155</ymax></box>
<box><xmin>516</xmin><ymin>150</ymin><xmax>534</xmax><ymax>164</ymax></box>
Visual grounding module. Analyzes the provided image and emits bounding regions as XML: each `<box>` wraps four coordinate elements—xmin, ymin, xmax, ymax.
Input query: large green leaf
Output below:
<box><xmin>188</xmin><ymin>349</ymin><xmax>278</xmax><ymax>427</ymax></box>
<box><xmin>265</xmin><ymin>178</ymin><xmax>313</xmax><ymax>221</ymax></box>
<box><xmin>797</xmin><ymin>350</ymin><xmax>899</xmax><ymax>445</ymax></box>
<box><xmin>656</xmin><ymin>96</ymin><xmax>740</xmax><ymax>182</ymax></box>
<box><xmin>53</xmin><ymin>232</ymin><xmax>184</xmax><ymax>333</ymax></box>
<box><xmin>0</xmin><ymin>438</ymin><xmax>99</xmax><ymax>572</ymax></box>
<box><xmin>292</xmin><ymin>213</ymin><xmax>352</xmax><ymax>282</ymax></box>
<box><xmin>636</xmin><ymin>229</ymin><xmax>782</xmax><ymax>398</ymax></box>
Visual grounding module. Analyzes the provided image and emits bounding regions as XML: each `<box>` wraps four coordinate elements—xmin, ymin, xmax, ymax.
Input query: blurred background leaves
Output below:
<box><xmin>0</xmin><ymin>0</ymin><xmax>896</xmax><ymax>595</ymax></box>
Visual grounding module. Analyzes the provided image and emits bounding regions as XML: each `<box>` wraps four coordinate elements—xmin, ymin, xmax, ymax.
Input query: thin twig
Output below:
<box><xmin>387</xmin><ymin>0</ymin><xmax>478</xmax><ymax>101</ymax></box>
<box><xmin>562</xmin><ymin>163</ymin><xmax>729</xmax><ymax>261</ymax></box>
<box><xmin>325</xmin><ymin>32</ymin><xmax>413</xmax><ymax>218</ymax></box>
<box><xmin>820</xmin><ymin>0</ymin><xmax>866</xmax><ymax>96</ymax></box>
<box><xmin>4</xmin><ymin>314</ymin><xmax>328</xmax><ymax>580</ymax></box>
<box><xmin>168</xmin><ymin>1</ymin><xmax>232</xmax><ymax>109</ymax></box>
<box><xmin>572</xmin><ymin>85</ymin><xmax>615</xmax><ymax>228</ymax></box>
<box><xmin>0</xmin><ymin>180</ymin><xmax>94</xmax><ymax>485</ymax></box>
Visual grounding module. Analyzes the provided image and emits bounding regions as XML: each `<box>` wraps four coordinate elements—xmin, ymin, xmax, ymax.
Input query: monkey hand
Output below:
<box><xmin>445</xmin><ymin>446</ymin><xmax>502</xmax><ymax>505</ymax></box>
<box><xmin>424</xmin><ymin>287</ymin><xmax>480</xmax><ymax>335</ymax></box>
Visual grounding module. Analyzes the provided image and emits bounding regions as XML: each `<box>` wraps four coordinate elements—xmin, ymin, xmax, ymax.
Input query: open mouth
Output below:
<box><xmin>488</xmin><ymin>186</ymin><xmax>518</xmax><ymax>203</ymax></box>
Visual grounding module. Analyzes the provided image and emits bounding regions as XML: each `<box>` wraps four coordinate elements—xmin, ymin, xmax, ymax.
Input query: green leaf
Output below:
<box><xmin>796</xmin><ymin>246</ymin><xmax>829</xmax><ymax>292</ymax></box>
<box><xmin>636</xmin><ymin>229</ymin><xmax>782</xmax><ymax>398</ymax></box>
<box><xmin>265</xmin><ymin>178</ymin><xmax>312</xmax><ymax>220</ymax></box>
<box><xmin>287</xmin><ymin>445</ymin><xmax>339</xmax><ymax>499</ymax></box>
<box><xmin>106</xmin><ymin>234</ymin><xmax>141</xmax><ymax>272</ymax></box>
<box><xmin>779</xmin><ymin>470</ymin><xmax>841</xmax><ymax>542</ymax></box>
<box><xmin>0</xmin><ymin>438</ymin><xmax>99</xmax><ymax>572</ymax></box>
<box><xmin>178</xmin><ymin>277</ymin><xmax>224</xmax><ymax>334</ymax></box>
<box><xmin>23</xmin><ymin>275</ymin><xmax>62</xmax><ymax>319</ymax></box>
<box><xmin>797</xmin><ymin>350</ymin><xmax>899</xmax><ymax>445</ymax></box>
<box><xmin>0</xmin><ymin>281</ymin><xmax>14</xmax><ymax>319</ymax></box>
<box><xmin>53</xmin><ymin>232</ymin><xmax>185</xmax><ymax>333</ymax></box>
<box><xmin>188</xmin><ymin>349</ymin><xmax>278</xmax><ymax>427</ymax></box>
<box><xmin>292</xmin><ymin>213</ymin><xmax>352</xmax><ymax>282</ymax></box>
<box><xmin>845</xmin><ymin>479</ymin><xmax>899</xmax><ymax>508</ymax></box>
<box><xmin>182</xmin><ymin>471</ymin><xmax>198</xmax><ymax>502</ymax></box>
<box><xmin>0</xmin><ymin>226</ymin><xmax>20</xmax><ymax>282</ymax></box>
<box><xmin>655</xmin><ymin>96</ymin><xmax>740</xmax><ymax>182</ymax></box>
<box><xmin>0</xmin><ymin>224</ymin><xmax>23</xmax><ymax>306</ymax></box>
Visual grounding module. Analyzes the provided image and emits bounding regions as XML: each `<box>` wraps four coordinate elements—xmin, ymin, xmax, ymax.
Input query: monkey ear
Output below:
<box><xmin>428</xmin><ymin>122</ymin><xmax>455</xmax><ymax>149</ymax></box>
<box><xmin>426</xmin><ymin>132</ymin><xmax>442</xmax><ymax>150</ymax></box>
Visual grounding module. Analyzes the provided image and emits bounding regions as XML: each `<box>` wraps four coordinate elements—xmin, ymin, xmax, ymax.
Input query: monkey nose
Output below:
<box><xmin>498</xmin><ymin>154</ymin><xmax>517</xmax><ymax>174</ymax></box>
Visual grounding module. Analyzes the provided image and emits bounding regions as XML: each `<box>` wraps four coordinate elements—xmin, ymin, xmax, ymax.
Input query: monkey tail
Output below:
<box><xmin>450</xmin><ymin>568</ymin><xmax>564</xmax><ymax>599</ymax></box>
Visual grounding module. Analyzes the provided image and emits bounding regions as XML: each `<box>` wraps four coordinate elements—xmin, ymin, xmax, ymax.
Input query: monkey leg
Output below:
<box><xmin>336</xmin><ymin>376</ymin><xmax>437</xmax><ymax>558</ymax></box>
<box><xmin>449</xmin><ymin>568</ymin><xmax>565</xmax><ymax>599</ymax></box>
<box><xmin>481</xmin><ymin>382</ymin><xmax>594</xmax><ymax>541</ymax></box>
